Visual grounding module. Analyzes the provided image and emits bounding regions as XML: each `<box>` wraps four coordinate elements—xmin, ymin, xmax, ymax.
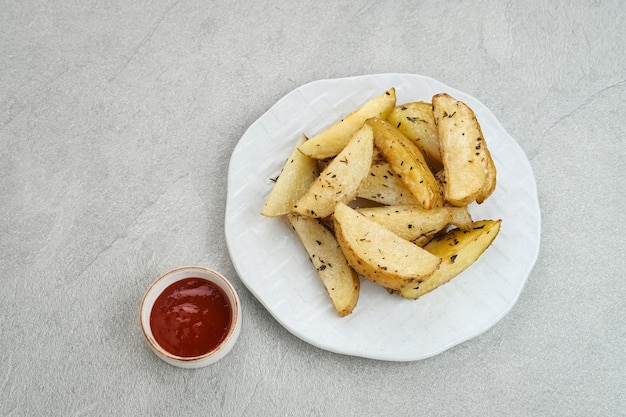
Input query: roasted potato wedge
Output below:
<box><xmin>294</xmin><ymin>124</ymin><xmax>374</xmax><ymax>218</ymax></box>
<box><xmin>397</xmin><ymin>219</ymin><xmax>501</xmax><ymax>299</ymax></box>
<box><xmin>333</xmin><ymin>202</ymin><xmax>441</xmax><ymax>291</ymax></box>
<box><xmin>432</xmin><ymin>93</ymin><xmax>496</xmax><ymax>206</ymax></box>
<box><xmin>356</xmin><ymin>161</ymin><xmax>420</xmax><ymax>206</ymax></box>
<box><xmin>261</xmin><ymin>134</ymin><xmax>319</xmax><ymax>217</ymax></box>
<box><xmin>356</xmin><ymin>205</ymin><xmax>473</xmax><ymax>246</ymax></box>
<box><xmin>288</xmin><ymin>214</ymin><xmax>360</xmax><ymax>317</ymax></box>
<box><xmin>367</xmin><ymin>118</ymin><xmax>439</xmax><ymax>209</ymax></box>
<box><xmin>298</xmin><ymin>88</ymin><xmax>396</xmax><ymax>159</ymax></box>
<box><xmin>386</xmin><ymin>101</ymin><xmax>443</xmax><ymax>172</ymax></box>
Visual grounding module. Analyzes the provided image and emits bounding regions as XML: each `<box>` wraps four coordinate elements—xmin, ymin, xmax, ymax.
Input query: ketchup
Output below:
<box><xmin>150</xmin><ymin>278</ymin><xmax>232</xmax><ymax>358</ymax></box>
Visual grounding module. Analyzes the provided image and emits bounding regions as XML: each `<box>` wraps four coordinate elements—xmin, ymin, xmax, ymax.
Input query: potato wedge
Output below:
<box><xmin>356</xmin><ymin>161</ymin><xmax>420</xmax><ymax>206</ymax></box>
<box><xmin>432</xmin><ymin>93</ymin><xmax>496</xmax><ymax>206</ymax></box>
<box><xmin>367</xmin><ymin>118</ymin><xmax>439</xmax><ymax>209</ymax></box>
<box><xmin>261</xmin><ymin>134</ymin><xmax>319</xmax><ymax>217</ymax></box>
<box><xmin>294</xmin><ymin>124</ymin><xmax>374</xmax><ymax>218</ymax></box>
<box><xmin>356</xmin><ymin>205</ymin><xmax>473</xmax><ymax>246</ymax></box>
<box><xmin>397</xmin><ymin>219</ymin><xmax>501</xmax><ymax>299</ymax></box>
<box><xmin>288</xmin><ymin>214</ymin><xmax>360</xmax><ymax>317</ymax></box>
<box><xmin>386</xmin><ymin>101</ymin><xmax>443</xmax><ymax>172</ymax></box>
<box><xmin>298</xmin><ymin>88</ymin><xmax>396</xmax><ymax>159</ymax></box>
<box><xmin>333</xmin><ymin>202</ymin><xmax>441</xmax><ymax>291</ymax></box>
<box><xmin>479</xmin><ymin>152</ymin><xmax>497</xmax><ymax>204</ymax></box>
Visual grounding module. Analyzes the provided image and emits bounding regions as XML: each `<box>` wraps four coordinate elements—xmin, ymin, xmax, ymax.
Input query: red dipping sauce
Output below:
<box><xmin>149</xmin><ymin>277</ymin><xmax>232</xmax><ymax>358</ymax></box>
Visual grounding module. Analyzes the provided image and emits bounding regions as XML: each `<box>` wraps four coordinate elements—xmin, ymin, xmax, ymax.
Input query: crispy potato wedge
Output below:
<box><xmin>356</xmin><ymin>205</ymin><xmax>473</xmax><ymax>246</ymax></box>
<box><xmin>287</xmin><ymin>214</ymin><xmax>360</xmax><ymax>317</ymax></box>
<box><xmin>397</xmin><ymin>219</ymin><xmax>501</xmax><ymax>299</ymax></box>
<box><xmin>432</xmin><ymin>93</ymin><xmax>496</xmax><ymax>206</ymax></box>
<box><xmin>298</xmin><ymin>88</ymin><xmax>396</xmax><ymax>159</ymax></box>
<box><xmin>386</xmin><ymin>101</ymin><xmax>443</xmax><ymax>172</ymax></box>
<box><xmin>294</xmin><ymin>124</ymin><xmax>374</xmax><ymax>218</ymax></box>
<box><xmin>356</xmin><ymin>161</ymin><xmax>420</xmax><ymax>206</ymax></box>
<box><xmin>367</xmin><ymin>118</ymin><xmax>439</xmax><ymax>209</ymax></box>
<box><xmin>333</xmin><ymin>202</ymin><xmax>441</xmax><ymax>291</ymax></box>
<box><xmin>261</xmin><ymin>134</ymin><xmax>319</xmax><ymax>217</ymax></box>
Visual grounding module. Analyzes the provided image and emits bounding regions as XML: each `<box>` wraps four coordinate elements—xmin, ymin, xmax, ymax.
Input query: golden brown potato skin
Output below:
<box><xmin>386</xmin><ymin>101</ymin><xmax>443</xmax><ymax>172</ymax></box>
<box><xmin>397</xmin><ymin>219</ymin><xmax>501</xmax><ymax>299</ymax></box>
<box><xmin>298</xmin><ymin>88</ymin><xmax>396</xmax><ymax>159</ymax></box>
<box><xmin>432</xmin><ymin>93</ymin><xmax>496</xmax><ymax>206</ymax></box>
<box><xmin>367</xmin><ymin>118</ymin><xmax>439</xmax><ymax>210</ymax></box>
<box><xmin>333</xmin><ymin>202</ymin><xmax>441</xmax><ymax>291</ymax></box>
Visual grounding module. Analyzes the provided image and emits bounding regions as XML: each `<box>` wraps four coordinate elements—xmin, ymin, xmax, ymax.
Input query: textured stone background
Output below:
<box><xmin>1</xmin><ymin>1</ymin><xmax>624</xmax><ymax>415</ymax></box>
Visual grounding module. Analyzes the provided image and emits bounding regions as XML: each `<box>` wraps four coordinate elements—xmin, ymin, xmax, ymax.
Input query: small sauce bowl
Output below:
<box><xmin>140</xmin><ymin>266</ymin><xmax>241</xmax><ymax>368</ymax></box>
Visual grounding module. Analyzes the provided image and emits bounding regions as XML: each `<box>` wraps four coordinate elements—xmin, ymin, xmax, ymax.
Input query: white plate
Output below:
<box><xmin>225</xmin><ymin>73</ymin><xmax>541</xmax><ymax>361</ymax></box>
